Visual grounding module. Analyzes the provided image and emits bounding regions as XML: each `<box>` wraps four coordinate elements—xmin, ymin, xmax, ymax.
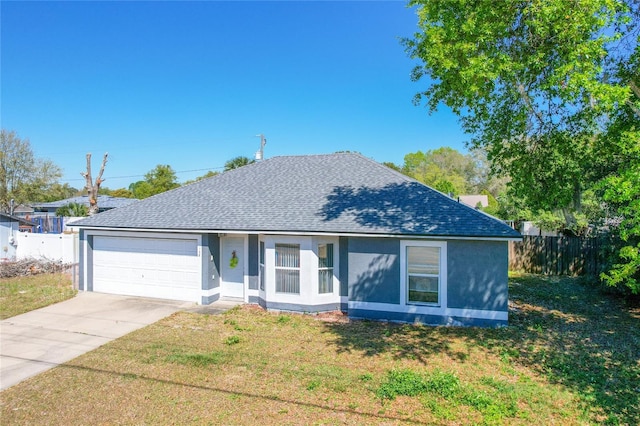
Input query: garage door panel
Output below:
<box><xmin>92</xmin><ymin>236</ymin><xmax>201</xmax><ymax>302</ymax></box>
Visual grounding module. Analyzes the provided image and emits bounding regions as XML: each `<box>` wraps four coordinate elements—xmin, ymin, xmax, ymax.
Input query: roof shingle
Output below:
<box><xmin>73</xmin><ymin>153</ymin><xmax>520</xmax><ymax>238</ymax></box>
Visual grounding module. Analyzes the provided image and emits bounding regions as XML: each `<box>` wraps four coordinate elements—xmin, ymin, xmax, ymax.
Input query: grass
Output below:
<box><xmin>1</xmin><ymin>274</ymin><xmax>638</xmax><ymax>425</ymax></box>
<box><xmin>0</xmin><ymin>272</ymin><xmax>76</xmax><ymax>319</ymax></box>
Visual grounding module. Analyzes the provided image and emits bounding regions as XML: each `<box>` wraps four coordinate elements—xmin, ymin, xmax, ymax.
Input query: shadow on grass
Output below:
<box><xmin>323</xmin><ymin>275</ymin><xmax>640</xmax><ymax>425</ymax></box>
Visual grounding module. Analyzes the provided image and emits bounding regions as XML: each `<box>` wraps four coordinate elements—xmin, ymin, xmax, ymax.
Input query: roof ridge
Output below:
<box><xmin>266</xmin><ymin>152</ymin><xmax>358</xmax><ymax>160</ymax></box>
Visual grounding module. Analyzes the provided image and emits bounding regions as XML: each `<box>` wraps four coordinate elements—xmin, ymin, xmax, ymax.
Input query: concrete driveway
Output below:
<box><xmin>0</xmin><ymin>292</ymin><xmax>239</xmax><ymax>391</ymax></box>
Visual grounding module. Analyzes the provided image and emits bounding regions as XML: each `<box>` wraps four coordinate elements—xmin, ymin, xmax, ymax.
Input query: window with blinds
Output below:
<box><xmin>406</xmin><ymin>246</ymin><xmax>440</xmax><ymax>304</ymax></box>
<box><xmin>318</xmin><ymin>243</ymin><xmax>334</xmax><ymax>294</ymax></box>
<box><xmin>275</xmin><ymin>243</ymin><xmax>300</xmax><ymax>294</ymax></box>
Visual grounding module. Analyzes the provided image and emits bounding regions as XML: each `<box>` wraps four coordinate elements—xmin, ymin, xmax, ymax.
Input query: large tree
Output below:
<box><xmin>224</xmin><ymin>156</ymin><xmax>254</xmax><ymax>171</ymax></box>
<box><xmin>398</xmin><ymin>146</ymin><xmax>506</xmax><ymax>198</ymax></box>
<box><xmin>401</xmin><ymin>147</ymin><xmax>475</xmax><ymax>196</ymax></box>
<box><xmin>404</xmin><ymin>0</ymin><xmax>635</xmax><ymax>217</ymax></box>
<box><xmin>129</xmin><ymin>164</ymin><xmax>180</xmax><ymax>199</ymax></box>
<box><xmin>81</xmin><ymin>153</ymin><xmax>108</xmax><ymax>216</ymax></box>
<box><xmin>598</xmin><ymin>46</ymin><xmax>640</xmax><ymax>293</ymax></box>
<box><xmin>404</xmin><ymin>0</ymin><xmax>639</xmax><ymax>292</ymax></box>
<box><xmin>0</xmin><ymin>129</ymin><xmax>62</xmax><ymax>212</ymax></box>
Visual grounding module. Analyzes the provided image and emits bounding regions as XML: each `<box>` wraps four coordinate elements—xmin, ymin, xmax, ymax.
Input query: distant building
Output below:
<box><xmin>29</xmin><ymin>195</ymin><xmax>138</xmax><ymax>216</ymax></box>
<box><xmin>458</xmin><ymin>195</ymin><xmax>489</xmax><ymax>209</ymax></box>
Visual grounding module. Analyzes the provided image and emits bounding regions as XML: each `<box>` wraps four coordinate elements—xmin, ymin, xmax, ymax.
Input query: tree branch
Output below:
<box><xmin>81</xmin><ymin>152</ymin><xmax>108</xmax><ymax>216</ymax></box>
<box><xmin>627</xmin><ymin>80</ymin><xmax>640</xmax><ymax>119</ymax></box>
<box><xmin>95</xmin><ymin>153</ymin><xmax>108</xmax><ymax>188</ymax></box>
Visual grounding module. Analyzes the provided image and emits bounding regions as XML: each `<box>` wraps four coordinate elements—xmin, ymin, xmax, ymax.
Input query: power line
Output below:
<box><xmin>60</xmin><ymin>165</ymin><xmax>226</xmax><ymax>183</ymax></box>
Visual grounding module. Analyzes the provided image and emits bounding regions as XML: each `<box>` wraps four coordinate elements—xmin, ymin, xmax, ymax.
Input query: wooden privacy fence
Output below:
<box><xmin>509</xmin><ymin>235</ymin><xmax>608</xmax><ymax>276</ymax></box>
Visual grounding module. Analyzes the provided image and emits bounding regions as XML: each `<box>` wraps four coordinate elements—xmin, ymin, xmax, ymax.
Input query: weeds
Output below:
<box><xmin>165</xmin><ymin>351</ymin><xmax>224</xmax><ymax>367</ymax></box>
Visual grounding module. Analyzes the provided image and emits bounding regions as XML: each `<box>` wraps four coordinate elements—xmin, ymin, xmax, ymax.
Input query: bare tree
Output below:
<box><xmin>81</xmin><ymin>153</ymin><xmax>108</xmax><ymax>216</ymax></box>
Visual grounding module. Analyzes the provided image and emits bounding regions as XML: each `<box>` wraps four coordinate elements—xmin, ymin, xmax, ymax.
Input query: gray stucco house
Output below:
<box><xmin>74</xmin><ymin>153</ymin><xmax>520</xmax><ymax>326</ymax></box>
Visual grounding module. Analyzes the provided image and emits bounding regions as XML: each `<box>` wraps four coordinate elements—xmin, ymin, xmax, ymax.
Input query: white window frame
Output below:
<box><xmin>259</xmin><ymin>240</ymin><xmax>265</xmax><ymax>292</ymax></box>
<box><xmin>317</xmin><ymin>242</ymin><xmax>334</xmax><ymax>294</ymax></box>
<box><xmin>400</xmin><ymin>240</ymin><xmax>447</xmax><ymax>309</ymax></box>
<box><xmin>275</xmin><ymin>243</ymin><xmax>301</xmax><ymax>294</ymax></box>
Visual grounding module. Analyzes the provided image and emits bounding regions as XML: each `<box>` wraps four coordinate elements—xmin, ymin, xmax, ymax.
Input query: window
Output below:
<box><xmin>259</xmin><ymin>241</ymin><xmax>265</xmax><ymax>291</ymax></box>
<box><xmin>406</xmin><ymin>245</ymin><xmax>440</xmax><ymax>305</ymax></box>
<box><xmin>275</xmin><ymin>243</ymin><xmax>300</xmax><ymax>294</ymax></box>
<box><xmin>318</xmin><ymin>243</ymin><xmax>334</xmax><ymax>293</ymax></box>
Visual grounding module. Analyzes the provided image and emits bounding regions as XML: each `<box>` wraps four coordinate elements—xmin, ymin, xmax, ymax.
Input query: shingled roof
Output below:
<box><xmin>31</xmin><ymin>195</ymin><xmax>138</xmax><ymax>210</ymax></box>
<box><xmin>73</xmin><ymin>153</ymin><xmax>520</xmax><ymax>238</ymax></box>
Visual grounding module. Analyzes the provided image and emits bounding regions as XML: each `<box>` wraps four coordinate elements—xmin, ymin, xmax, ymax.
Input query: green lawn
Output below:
<box><xmin>1</xmin><ymin>274</ymin><xmax>638</xmax><ymax>425</ymax></box>
<box><xmin>0</xmin><ymin>272</ymin><xmax>76</xmax><ymax>319</ymax></box>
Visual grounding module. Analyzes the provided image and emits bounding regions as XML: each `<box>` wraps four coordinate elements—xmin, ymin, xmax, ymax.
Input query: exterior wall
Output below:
<box><xmin>347</xmin><ymin>237</ymin><xmax>400</xmax><ymax>304</ymax></box>
<box><xmin>346</xmin><ymin>237</ymin><xmax>508</xmax><ymax>327</ymax></box>
<box><xmin>447</xmin><ymin>240</ymin><xmax>508</xmax><ymax>312</ymax></box>
<box><xmin>339</xmin><ymin>236</ymin><xmax>349</xmax><ymax>311</ymax></box>
<box><xmin>1</xmin><ymin>219</ymin><xmax>18</xmax><ymax>260</ymax></box>
<box><xmin>254</xmin><ymin>298</ymin><xmax>341</xmax><ymax>313</ymax></box>
<box><xmin>248</xmin><ymin>235</ymin><xmax>259</xmax><ymax>290</ymax></box>
<box><xmin>78</xmin><ymin>232</ymin><xmax>93</xmax><ymax>291</ymax></box>
<box><xmin>78</xmin><ymin>230</ymin><xmax>85</xmax><ymax>290</ymax></box>
<box><xmin>75</xmin><ymin>227</ymin><xmax>508</xmax><ymax>327</ymax></box>
<box><xmin>257</xmin><ymin>234</ymin><xmax>341</xmax><ymax>312</ymax></box>
<box><xmin>208</xmin><ymin>234</ymin><xmax>220</xmax><ymax>290</ymax></box>
<box><xmin>201</xmin><ymin>234</ymin><xmax>220</xmax><ymax>304</ymax></box>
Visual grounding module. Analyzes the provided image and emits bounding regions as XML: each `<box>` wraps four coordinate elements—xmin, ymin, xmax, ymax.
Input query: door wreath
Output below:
<box><xmin>229</xmin><ymin>250</ymin><xmax>239</xmax><ymax>268</ymax></box>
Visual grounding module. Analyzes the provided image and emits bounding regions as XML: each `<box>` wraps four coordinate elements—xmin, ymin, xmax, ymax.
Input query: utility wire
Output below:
<box><xmin>60</xmin><ymin>165</ymin><xmax>226</xmax><ymax>183</ymax></box>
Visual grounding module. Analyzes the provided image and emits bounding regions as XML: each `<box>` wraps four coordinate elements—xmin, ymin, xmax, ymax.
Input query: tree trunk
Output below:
<box><xmin>81</xmin><ymin>153</ymin><xmax>108</xmax><ymax>216</ymax></box>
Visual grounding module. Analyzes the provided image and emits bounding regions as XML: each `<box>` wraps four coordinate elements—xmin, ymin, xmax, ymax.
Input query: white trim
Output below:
<box><xmin>75</xmin><ymin>227</ymin><xmax>520</xmax><ymax>241</ymax></box>
<box><xmin>312</xmin><ymin>236</ymin><xmax>340</xmax><ymax>299</ymax></box>
<box><xmin>400</xmin><ymin>240</ymin><xmax>447</xmax><ymax>311</ymax></box>
<box><xmin>220</xmin><ymin>235</ymin><xmax>247</xmax><ymax>300</ymax></box>
<box><xmin>262</xmin><ymin>235</ymin><xmax>342</xmax><ymax>307</ymax></box>
<box><xmin>202</xmin><ymin>288</ymin><xmax>220</xmax><ymax>298</ymax></box>
<box><xmin>348</xmin><ymin>301</ymin><xmax>508</xmax><ymax>321</ymax></box>
<box><xmin>83</xmin><ymin>229</ymin><xmax>202</xmax><ymax>241</ymax></box>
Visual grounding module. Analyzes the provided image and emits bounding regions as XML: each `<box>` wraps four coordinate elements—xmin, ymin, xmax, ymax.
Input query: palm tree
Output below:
<box><xmin>55</xmin><ymin>202</ymin><xmax>88</xmax><ymax>217</ymax></box>
<box><xmin>224</xmin><ymin>156</ymin><xmax>254</xmax><ymax>171</ymax></box>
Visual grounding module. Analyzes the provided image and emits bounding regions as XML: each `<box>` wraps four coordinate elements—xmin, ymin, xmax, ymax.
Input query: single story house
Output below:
<box><xmin>1</xmin><ymin>213</ymin><xmax>36</xmax><ymax>261</ymax></box>
<box><xmin>74</xmin><ymin>153</ymin><xmax>521</xmax><ymax>326</ymax></box>
<box><xmin>30</xmin><ymin>195</ymin><xmax>138</xmax><ymax>216</ymax></box>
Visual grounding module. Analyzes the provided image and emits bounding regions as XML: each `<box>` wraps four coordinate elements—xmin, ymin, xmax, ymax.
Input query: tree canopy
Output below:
<box><xmin>183</xmin><ymin>170</ymin><xmax>219</xmax><ymax>185</ymax></box>
<box><xmin>395</xmin><ymin>146</ymin><xmax>506</xmax><ymax>199</ymax></box>
<box><xmin>0</xmin><ymin>129</ymin><xmax>63</xmax><ymax>212</ymax></box>
<box><xmin>55</xmin><ymin>202</ymin><xmax>88</xmax><ymax>217</ymax></box>
<box><xmin>224</xmin><ymin>156</ymin><xmax>254</xmax><ymax>171</ymax></box>
<box><xmin>404</xmin><ymin>0</ymin><xmax>639</xmax><ymax>292</ymax></box>
<box><xmin>129</xmin><ymin>164</ymin><xmax>180</xmax><ymax>199</ymax></box>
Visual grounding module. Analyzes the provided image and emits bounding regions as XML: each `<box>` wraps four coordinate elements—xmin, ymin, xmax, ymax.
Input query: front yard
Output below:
<box><xmin>0</xmin><ymin>272</ymin><xmax>76</xmax><ymax>320</ymax></box>
<box><xmin>1</xmin><ymin>274</ymin><xmax>638</xmax><ymax>425</ymax></box>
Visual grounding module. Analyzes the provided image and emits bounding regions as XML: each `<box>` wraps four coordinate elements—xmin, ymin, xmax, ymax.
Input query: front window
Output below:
<box><xmin>318</xmin><ymin>243</ymin><xmax>334</xmax><ymax>294</ymax></box>
<box><xmin>275</xmin><ymin>243</ymin><xmax>300</xmax><ymax>294</ymax></box>
<box><xmin>406</xmin><ymin>246</ymin><xmax>440</xmax><ymax>305</ymax></box>
<box><xmin>259</xmin><ymin>241</ymin><xmax>265</xmax><ymax>291</ymax></box>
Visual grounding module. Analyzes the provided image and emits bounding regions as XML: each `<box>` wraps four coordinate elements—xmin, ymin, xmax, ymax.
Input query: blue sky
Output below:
<box><xmin>1</xmin><ymin>0</ymin><xmax>467</xmax><ymax>189</ymax></box>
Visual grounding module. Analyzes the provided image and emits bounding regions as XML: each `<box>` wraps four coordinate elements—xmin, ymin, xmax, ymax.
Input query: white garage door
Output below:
<box><xmin>93</xmin><ymin>236</ymin><xmax>201</xmax><ymax>302</ymax></box>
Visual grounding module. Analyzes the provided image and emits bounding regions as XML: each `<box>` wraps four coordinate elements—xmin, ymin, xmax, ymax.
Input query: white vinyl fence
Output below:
<box><xmin>15</xmin><ymin>232</ymin><xmax>78</xmax><ymax>263</ymax></box>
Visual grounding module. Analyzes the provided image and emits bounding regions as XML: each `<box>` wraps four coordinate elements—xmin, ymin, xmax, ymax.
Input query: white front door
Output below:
<box><xmin>221</xmin><ymin>237</ymin><xmax>244</xmax><ymax>298</ymax></box>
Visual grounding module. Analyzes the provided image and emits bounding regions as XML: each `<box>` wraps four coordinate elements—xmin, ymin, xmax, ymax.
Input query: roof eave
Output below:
<box><xmin>73</xmin><ymin>224</ymin><xmax>522</xmax><ymax>241</ymax></box>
